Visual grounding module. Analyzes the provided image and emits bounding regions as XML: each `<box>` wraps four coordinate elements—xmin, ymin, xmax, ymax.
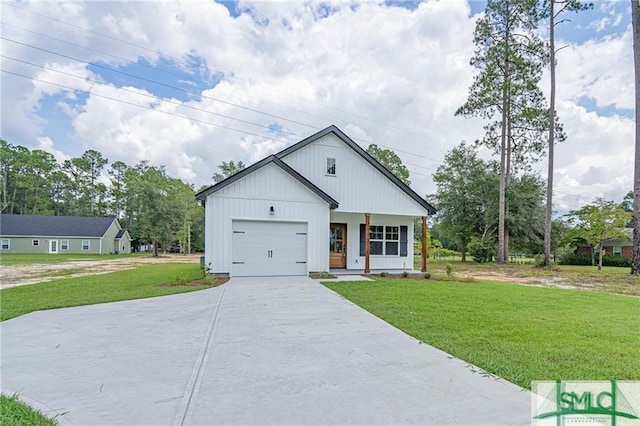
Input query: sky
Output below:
<box><xmin>0</xmin><ymin>0</ymin><xmax>635</xmax><ymax>216</ymax></box>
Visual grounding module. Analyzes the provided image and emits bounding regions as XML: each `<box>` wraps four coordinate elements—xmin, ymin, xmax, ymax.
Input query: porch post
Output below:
<box><xmin>365</xmin><ymin>213</ymin><xmax>370</xmax><ymax>274</ymax></box>
<box><xmin>421</xmin><ymin>216</ymin><xmax>428</xmax><ymax>272</ymax></box>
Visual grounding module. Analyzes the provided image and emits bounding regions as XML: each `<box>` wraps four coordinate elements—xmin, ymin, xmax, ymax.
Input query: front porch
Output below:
<box><xmin>328</xmin><ymin>211</ymin><xmax>429</xmax><ymax>273</ymax></box>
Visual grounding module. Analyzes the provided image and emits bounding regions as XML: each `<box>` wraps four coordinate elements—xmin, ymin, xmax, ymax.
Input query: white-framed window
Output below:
<box><xmin>613</xmin><ymin>246</ymin><xmax>621</xmax><ymax>255</ymax></box>
<box><xmin>326</xmin><ymin>157</ymin><xmax>336</xmax><ymax>176</ymax></box>
<box><xmin>61</xmin><ymin>240</ymin><xmax>69</xmax><ymax>250</ymax></box>
<box><xmin>1</xmin><ymin>239</ymin><xmax>9</xmax><ymax>250</ymax></box>
<box><xmin>32</xmin><ymin>239</ymin><xmax>40</xmax><ymax>246</ymax></box>
<box><xmin>370</xmin><ymin>225</ymin><xmax>399</xmax><ymax>256</ymax></box>
<box><xmin>82</xmin><ymin>240</ymin><xmax>90</xmax><ymax>251</ymax></box>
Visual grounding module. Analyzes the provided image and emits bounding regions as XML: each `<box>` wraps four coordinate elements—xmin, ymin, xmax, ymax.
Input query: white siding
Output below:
<box><xmin>281</xmin><ymin>133</ymin><xmax>429</xmax><ymax>216</ymax></box>
<box><xmin>205</xmin><ymin>163</ymin><xmax>330</xmax><ymax>275</ymax></box>
<box><xmin>330</xmin><ymin>212</ymin><xmax>415</xmax><ymax>270</ymax></box>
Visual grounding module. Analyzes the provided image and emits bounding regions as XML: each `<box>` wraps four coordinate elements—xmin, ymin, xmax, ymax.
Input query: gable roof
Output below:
<box><xmin>0</xmin><ymin>214</ymin><xmax>117</xmax><ymax>238</ymax></box>
<box><xmin>115</xmin><ymin>229</ymin><xmax>131</xmax><ymax>239</ymax></box>
<box><xmin>276</xmin><ymin>125</ymin><xmax>436</xmax><ymax>214</ymax></box>
<box><xmin>195</xmin><ymin>155</ymin><xmax>339</xmax><ymax>208</ymax></box>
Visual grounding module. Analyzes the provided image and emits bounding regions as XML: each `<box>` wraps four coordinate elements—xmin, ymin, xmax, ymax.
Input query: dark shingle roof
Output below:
<box><xmin>195</xmin><ymin>155</ymin><xmax>339</xmax><ymax>208</ymax></box>
<box><xmin>115</xmin><ymin>229</ymin><xmax>130</xmax><ymax>239</ymax></box>
<box><xmin>0</xmin><ymin>215</ymin><xmax>117</xmax><ymax>238</ymax></box>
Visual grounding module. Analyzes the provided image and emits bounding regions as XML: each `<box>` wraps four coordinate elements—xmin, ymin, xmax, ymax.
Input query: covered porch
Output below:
<box><xmin>328</xmin><ymin>211</ymin><xmax>429</xmax><ymax>273</ymax></box>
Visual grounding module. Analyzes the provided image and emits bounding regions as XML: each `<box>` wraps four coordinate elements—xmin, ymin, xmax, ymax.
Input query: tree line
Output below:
<box><xmin>0</xmin><ymin>139</ymin><xmax>203</xmax><ymax>255</ymax></box>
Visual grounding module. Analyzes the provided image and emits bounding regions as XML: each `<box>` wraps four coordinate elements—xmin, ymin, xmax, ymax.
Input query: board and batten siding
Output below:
<box><xmin>204</xmin><ymin>163</ymin><xmax>330</xmax><ymax>275</ymax></box>
<box><xmin>281</xmin><ymin>133</ymin><xmax>428</xmax><ymax>216</ymax></box>
<box><xmin>330</xmin><ymin>211</ymin><xmax>414</xmax><ymax>270</ymax></box>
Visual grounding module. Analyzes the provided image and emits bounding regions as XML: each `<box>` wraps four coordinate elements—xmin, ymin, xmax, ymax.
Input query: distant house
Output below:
<box><xmin>0</xmin><ymin>214</ymin><xmax>132</xmax><ymax>254</ymax></box>
<box><xmin>575</xmin><ymin>229</ymin><xmax>633</xmax><ymax>259</ymax></box>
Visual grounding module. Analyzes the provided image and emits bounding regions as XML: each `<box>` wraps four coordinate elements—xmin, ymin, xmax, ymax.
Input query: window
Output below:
<box><xmin>61</xmin><ymin>240</ymin><xmax>69</xmax><ymax>250</ymax></box>
<box><xmin>82</xmin><ymin>240</ymin><xmax>90</xmax><ymax>251</ymax></box>
<box><xmin>370</xmin><ymin>225</ymin><xmax>384</xmax><ymax>255</ymax></box>
<box><xmin>32</xmin><ymin>239</ymin><xmax>40</xmax><ymax>246</ymax></box>
<box><xmin>385</xmin><ymin>226</ymin><xmax>399</xmax><ymax>256</ymax></box>
<box><xmin>613</xmin><ymin>246</ymin><xmax>621</xmax><ymax>255</ymax></box>
<box><xmin>1</xmin><ymin>239</ymin><xmax>9</xmax><ymax>250</ymax></box>
<box><xmin>370</xmin><ymin>225</ymin><xmax>399</xmax><ymax>256</ymax></box>
<box><xmin>326</xmin><ymin>158</ymin><xmax>336</xmax><ymax>175</ymax></box>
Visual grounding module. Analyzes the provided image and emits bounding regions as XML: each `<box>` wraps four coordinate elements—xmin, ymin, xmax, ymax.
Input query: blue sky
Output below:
<box><xmin>0</xmin><ymin>0</ymin><xmax>635</xmax><ymax>212</ymax></box>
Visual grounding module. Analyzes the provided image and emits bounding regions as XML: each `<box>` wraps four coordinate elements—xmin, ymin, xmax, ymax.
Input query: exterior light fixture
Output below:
<box><xmin>270</xmin><ymin>206</ymin><xmax>275</xmax><ymax>216</ymax></box>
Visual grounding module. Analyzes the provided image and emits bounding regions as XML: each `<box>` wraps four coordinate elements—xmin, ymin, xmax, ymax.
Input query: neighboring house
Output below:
<box><xmin>195</xmin><ymin>125</ymin><xmax>436</xmax><ymax>277</ymax></box>
<box><xmin>0</xmin><ymin>214</ymin><xmax>132</xmax><ymax>254</ymax></box>
<box><xmin>575</xmin><ymin>229</ymin><xmax>633</xmax><ymax>259</ymax></box>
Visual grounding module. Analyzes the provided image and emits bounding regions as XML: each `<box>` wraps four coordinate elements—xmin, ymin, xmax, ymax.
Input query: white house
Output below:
<box><xmin>195</xmin><ymin>125</ymin><xmax>436</xmax><ymax>277</ymax></box>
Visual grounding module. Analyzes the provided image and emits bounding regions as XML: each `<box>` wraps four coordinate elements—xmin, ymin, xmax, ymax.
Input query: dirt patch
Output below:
<box><xmin>0</xmin><ymin>254</ymin><xmax>201</xmax><ymax>290</ymax></box>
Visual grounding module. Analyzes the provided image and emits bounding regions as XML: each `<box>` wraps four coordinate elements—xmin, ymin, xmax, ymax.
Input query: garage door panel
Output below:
<box><xmin>232</xmin><ymin>221</ymin><xmax>308</xmax><ymax>277</ymax></box>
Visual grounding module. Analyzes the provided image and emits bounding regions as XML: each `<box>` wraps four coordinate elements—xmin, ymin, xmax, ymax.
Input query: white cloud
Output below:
<box><xmin>0</xmin><ymin>0</ymin><xmax>634</xmax><ymax>215</ymax></box>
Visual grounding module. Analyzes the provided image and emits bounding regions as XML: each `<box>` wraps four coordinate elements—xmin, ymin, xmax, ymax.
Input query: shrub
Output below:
<box><xmin>424</xmin><ymin>272</ymin><xmax>431</xmax><ymax>279</ymax></box>
<box><xmin>468</xmin><ymin>237</ymin><xmax>494</xmax><ymax>263</ymax></box>
<box><xmin>169</xmin><ymin>273</ymin><xmax>190</xmax><ymax>285</ymax></box>
<box><xmin>559</xmin><ymin>253</ymin><xmax>592</xmax><ymax>266</ymax></box>
<box><xmin>603</xmin><ymin>254</ymin><xmax>631</xmax><ymax>267</ymax></box>
<box><xmin>402</xmin><ymin>271</ymin><xmax>409</xmax><ymax>278</ymax></box>
<box><xmin>445</xmin><ymin>263</ymin><xmax>453</xmax><ymax>277</ymax></box>
<box><xmin>380</xmin><ymin>271</ymin><xmax>388</xmax><ymax>277</ymax></box>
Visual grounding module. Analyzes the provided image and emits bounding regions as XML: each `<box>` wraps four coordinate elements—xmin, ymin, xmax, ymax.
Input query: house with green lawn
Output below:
<box><xmin>0</xmin><ymin>214</ymin><xmax>131</xmax><ymax>254</ymax></box>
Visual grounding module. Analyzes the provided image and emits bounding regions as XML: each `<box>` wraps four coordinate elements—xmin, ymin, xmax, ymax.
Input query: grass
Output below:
<box><xmin>1</xmin><ymin>263</ymin><xmax>209</xmax><ymax>321</ymax></box>
<box><xmin>0</xmin><ymin>394</ymin><xmax>58</xmax><ymax>426</ymax></box>
<box><xmin>0</xmin><ymin>253</ymin><xmax>146</xmax><ymax>266</ymax></box>
<box><xmin>324</xmin><ymin>278</ymin><xmax>640</xmax><ymax>389</ymax></box>
<box><xmin>420</xmin><ymin>258</ymin><xmax>640</xmax><ymax>296</ymax></box>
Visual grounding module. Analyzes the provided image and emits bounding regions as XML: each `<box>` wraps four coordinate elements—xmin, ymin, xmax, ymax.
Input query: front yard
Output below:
<box><xmin>0</xmin><ymin>263</ymin><xmax>213</xmax><ymax>321</ymax></box>
<box><xmin>324</xmin><ymin>278</ymin><xmax>640</xmax><ymax>389</ymax></box>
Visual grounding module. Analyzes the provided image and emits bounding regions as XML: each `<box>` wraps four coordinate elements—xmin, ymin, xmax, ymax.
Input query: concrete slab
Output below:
<box><xmin>1</xmin><ymin>277</ymin><xmax>532</xmax><ymax>425</ymax></box>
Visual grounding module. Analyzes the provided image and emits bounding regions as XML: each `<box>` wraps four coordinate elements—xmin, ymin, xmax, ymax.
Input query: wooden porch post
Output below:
<box><xmin>365</xmin><ymin>213</ymin><xmax>370</xmax><ymax>274</ymax></box>
<box><xmin>421</xmin><ymin>216</ymin><xmax>428</xmax><ymax>272</ymax></box>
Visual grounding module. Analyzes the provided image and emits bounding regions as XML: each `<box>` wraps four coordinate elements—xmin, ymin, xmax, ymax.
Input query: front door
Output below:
<box><xmin>49</xmin><ymin>239</ymin><xmax>58</xmax><ymax>254</ymax></box>
<box><xmin>329</xmin><ymin>223</ymin><xmax>347</xmax><ymax>269</ymax></box>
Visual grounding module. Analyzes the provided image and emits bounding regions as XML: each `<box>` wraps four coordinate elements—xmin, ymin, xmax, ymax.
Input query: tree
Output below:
<box><xmin>565</xmin><ymin>198</ymin><xmax>632</xmax><ymax>270</ymax></box>
<box><xmin>366</xmin><ymin>144</ymin><xmax>411</xmax><ymax>185</ymax></box>
<box><xmin>632</xmin><ymin>0</ymin><xmax>640</xmax><ymax>274</ymax></box>
<box><xmin>212</xmin><ymin>160</ymin><xmax>245</xmax><ymax>182</ymax></box>
<box><xmin>432</xmin><ymin>143</ymin><xmax>497</xmax><ymax>261</ymax></box>
<box><xmin>108</xmin><ymin>161</ymin><xmax>129</xmax><ymax>219</ymax></box>
<box><xmin>541</xmin><ymin>0</ymin><xmax>591</xmax><ymax>268</ymax></box>
<box><xmin>456</xmin><ymin>0</ymin><xmax>551</xmax><ymax>264</ymax></box>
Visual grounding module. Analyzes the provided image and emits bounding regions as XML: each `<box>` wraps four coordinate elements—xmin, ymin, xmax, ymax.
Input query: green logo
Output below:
<box><xmin>532</xmin><ymin>380</ymin><xmax>640</xmax><ymax>426</ymax></box>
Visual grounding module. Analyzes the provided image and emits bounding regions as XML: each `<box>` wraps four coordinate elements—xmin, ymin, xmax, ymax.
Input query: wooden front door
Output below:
<box><xmin>329</xmin><ymin>223</ymin><xmax>347</xmax><ymax>269</ymax></box>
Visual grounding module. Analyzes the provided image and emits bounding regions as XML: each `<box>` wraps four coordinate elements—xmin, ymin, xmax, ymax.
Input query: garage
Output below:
<box><xmin>231</xmin><ymin>220</ymin><xmax>308</xmax><ymax>277</ymax></box>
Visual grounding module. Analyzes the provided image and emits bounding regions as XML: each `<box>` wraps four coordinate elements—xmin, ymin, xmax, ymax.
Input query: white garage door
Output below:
<box><xmin>232</xmin><ymin>220</ymin><xmax>308</xmax><ymax>277</ymax></box>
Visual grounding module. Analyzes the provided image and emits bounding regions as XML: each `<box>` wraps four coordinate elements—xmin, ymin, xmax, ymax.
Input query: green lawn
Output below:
<box><xmin>324</xmin><ymin>278</ymin><xmax>640</xmax><ymax>389</ymax></box>
<box><xmin>0</xmin><ymin>253</ymin><xmax>147</xmax><ymax>266</ymax></box>
<box><xmin>1</xmin><ymin>263</ymin><xmax>209</xmax><ymax>321</ymax></box>
<box><xmin>420</xmin><ymin>258</ymin><xmax>640</xmax><ymax>296</ymax></box>
<box><xmin>0</xmin><ymin>394</ymin><xmax>58</xmax><ymax>426</ymax></box>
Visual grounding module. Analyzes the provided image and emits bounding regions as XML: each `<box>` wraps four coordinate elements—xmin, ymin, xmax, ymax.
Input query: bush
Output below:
<box><xmin>402</xmin><ymin>271</ymin><xmax>409</xmax><ymax>278</ymax></box>
<box><xmin>468</xmin><ymin>237</ymin><xmax>494</xmax><ymax>263</ymax></box>
<box><xmin>603</xmin><ymin>254</ymin><xmax>631</xmax><ymax>267</ymax></box>
<box><xmin>424</xmin><ymin>272</ymin><xmax>431</xmax><ymax>279</ymax></box>
<box><xmin>445</xmin><ymin>263</ymin><xmax>453</xmax><ymax>277</ymax></box>
<box><xmin>559</xmin><ymin>253</ymin><xmax>592</xmax><ymax>266</ymax></box>
<box><xmin>380</xmin><ymin>271</ymin><xmax>388</xmax><ymax>277</ymax></box>
<box><xmin>559</xmin><ymin>253</ymin><xmax>632</xmax><ymax>267</ymax></box>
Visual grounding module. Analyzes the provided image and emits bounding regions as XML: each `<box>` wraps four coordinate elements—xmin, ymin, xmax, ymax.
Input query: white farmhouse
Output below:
<box><xmin>195</xmin><ymin>125</ymin><xmax>436</xmax><ymax>277</ymax></box>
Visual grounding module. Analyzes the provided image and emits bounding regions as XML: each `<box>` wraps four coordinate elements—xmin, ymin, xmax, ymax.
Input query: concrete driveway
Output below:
<box><xmin>1</xmin><ymin>277</ymin><xmax>531</xmax><ymax>425</ymax></box>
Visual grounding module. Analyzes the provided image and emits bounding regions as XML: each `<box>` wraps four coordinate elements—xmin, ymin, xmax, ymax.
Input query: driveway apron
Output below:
<box><xmin>1</xmin><ymin>277</ymin><xmax>531</xmax><ymax>425</ymax></box>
